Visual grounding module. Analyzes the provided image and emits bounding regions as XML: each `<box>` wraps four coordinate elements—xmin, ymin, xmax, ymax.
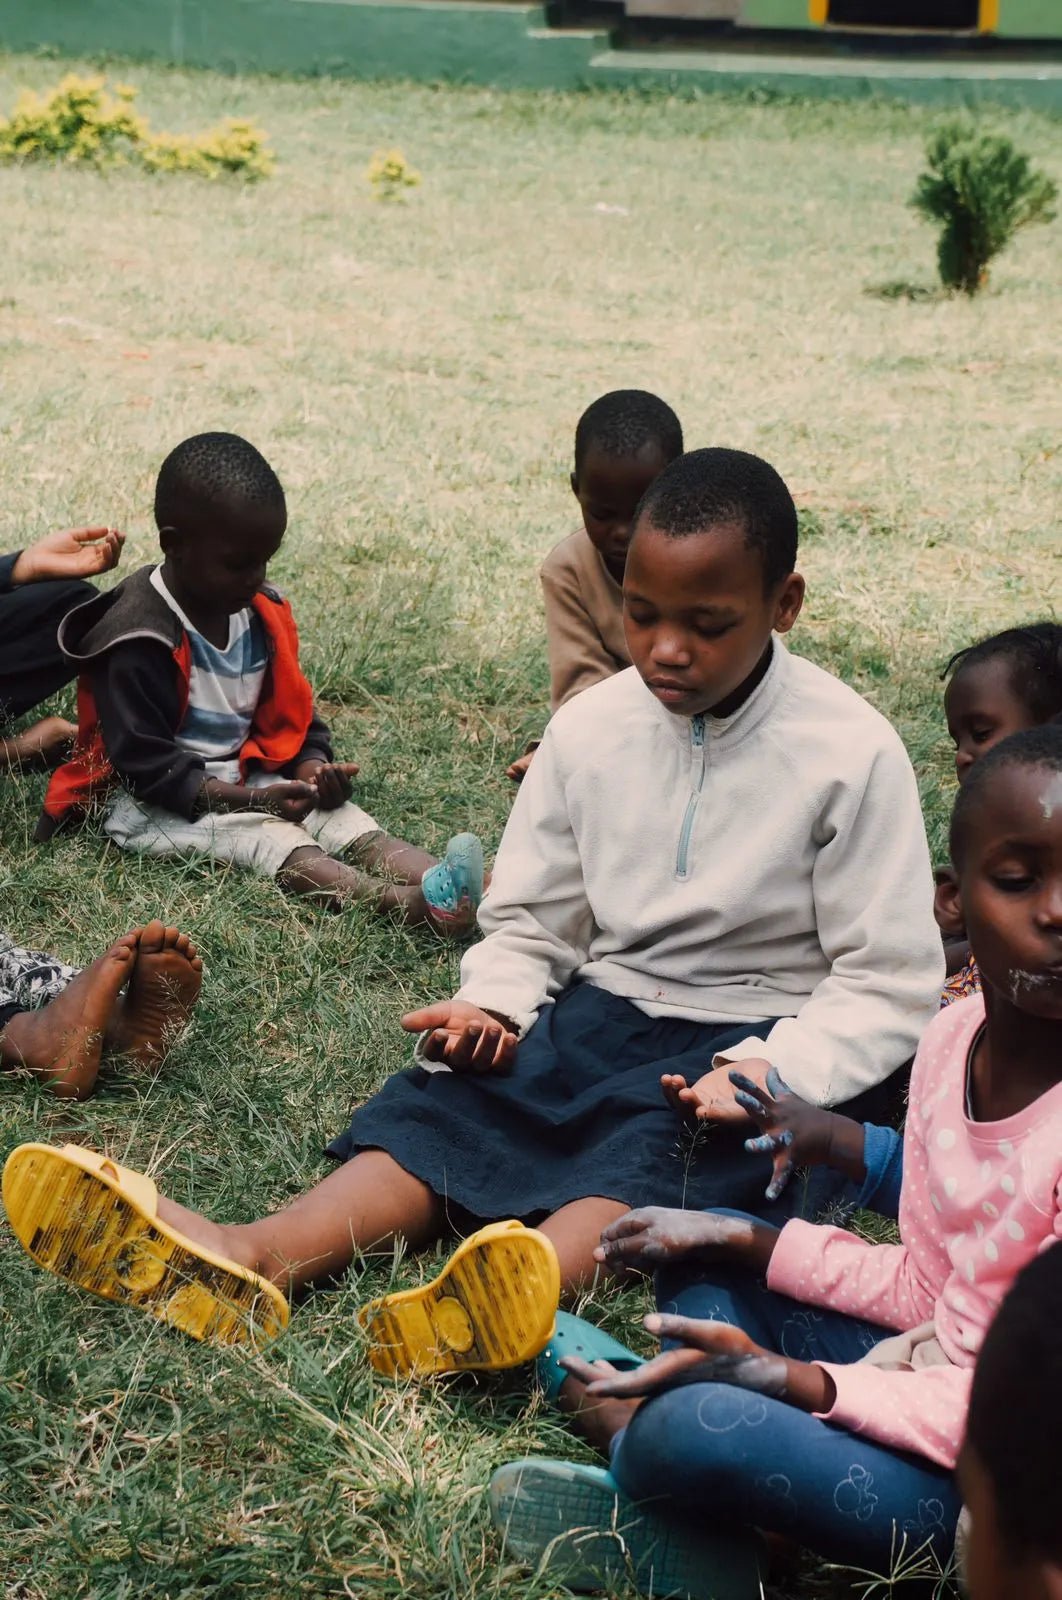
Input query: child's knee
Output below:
<box><xmin>613</xmin><ymin>1384</ymin><xmax>761</xmax><ymax>1505</ymax></box>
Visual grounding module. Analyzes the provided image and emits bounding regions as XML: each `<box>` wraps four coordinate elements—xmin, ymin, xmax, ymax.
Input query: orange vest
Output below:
<box><xmin>40</xmin><ymin>591</ymin><xmax>315</xmax><ymax>829</ymax></box>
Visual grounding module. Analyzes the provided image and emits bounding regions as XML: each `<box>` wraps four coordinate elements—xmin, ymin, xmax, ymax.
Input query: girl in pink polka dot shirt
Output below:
<box><xmin>499</xmin><ymin>724</ymin><xmax>1062</xmax><ymax>1586</ymax></box>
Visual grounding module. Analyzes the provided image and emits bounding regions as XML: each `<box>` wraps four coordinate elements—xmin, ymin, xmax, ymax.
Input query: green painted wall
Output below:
<box><xmin>0</xmin><ymin>0</ymin><xmax>601</xmax><ymax>88</ymax></box>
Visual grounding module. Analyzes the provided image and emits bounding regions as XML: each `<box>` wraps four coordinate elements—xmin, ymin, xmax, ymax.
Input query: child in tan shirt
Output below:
<box><xmin>507</xmin><ymin>390</ymin><xmax>682</xmax><ymax>780</ymax></box>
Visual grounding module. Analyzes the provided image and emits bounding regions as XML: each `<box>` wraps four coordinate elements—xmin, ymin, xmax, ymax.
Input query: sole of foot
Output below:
<box><xmin>108</xmin><ymin>922</ymin><xmax>202</xmax><ymax>1069</ymax></box>
<box><xmin>490</xmin><ymin>1459</ymin><xmax>765</xmax><ymax>1600</ymax></box>
<box><xmin>0</xmin><ymin>936</ymin><xmax>138</xmax><ymax>1098</ymax></box>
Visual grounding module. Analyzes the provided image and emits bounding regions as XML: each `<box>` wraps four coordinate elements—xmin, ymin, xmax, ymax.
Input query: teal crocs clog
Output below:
<box><xmin>535</xmin><ymin>1309</ymin><xmax>646</xmax><ymax>1404</ymax></box>
<box><xmin>421</xmin><ymin>833</ymin><xmax>485</xmax><ymax>923</ymax></box>
<box><xmin>490</xmin><ymin>1458</ymin><xmax>764</xmax><ymax>1599</ymax></box>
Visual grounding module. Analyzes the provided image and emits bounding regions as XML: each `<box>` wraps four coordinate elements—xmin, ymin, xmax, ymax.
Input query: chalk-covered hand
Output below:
<box><xmin>563</xmin><ymin>1318</ymin><xmax>787</xmax><ymax>1401</ymax></box>
<box><xmin>733</xmin><ymin>1066</ymin><xmax>867</xmax><ymax>1199</ymax></box>
<box><xmin>594</xmin><ymin>1206</ymin><xmax>777</xmax><ymax>1277</ymax></box>
<box><xmin>12</xmin><ymin>526</ymin><xmax>125</xmax><ymax>584</ymax></box>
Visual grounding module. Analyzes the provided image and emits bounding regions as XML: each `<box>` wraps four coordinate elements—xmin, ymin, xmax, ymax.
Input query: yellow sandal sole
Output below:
<box><xmin>358</xmin><ymin>1219</ymin><xmax>560</xmax><ymax>1378</ymax></box>
<box><xmin>3</xmin><ymin>1142</ymin><xmax>288</xmax><ymax>1347</ymax></box>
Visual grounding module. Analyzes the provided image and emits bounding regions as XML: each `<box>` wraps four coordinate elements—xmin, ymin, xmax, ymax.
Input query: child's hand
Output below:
<box><xmin>12</xmin><ymin>526</ymin><xmax>125</xmax><ymax>584</ymax></box>
<box><xmin>661</xmin><ymin>1059</ymin><xmax>772</xmax><ymax>1125</ymax></box>
<box><xmin>564</xmin><ymin>1319</ymin><xmax>787</xmax><ymax>1402</ymax></box>
<box><xmin>506</xmin><ymin>751</ymin><xmax>535</xmax><ymax>783</ymax></box>
<box><xmin>730</xmin><ymin>1066</ymin><xmax>837</xmax><ymax>1200</ymax></box>
<box><xmin>294</xmin><ymin>760</ymin><xmax>360</xmax><ymax>810</ymax></box>
<box><xmin>251</xmin><ymin>781</ymin><xmax>317</xmax><ymax>823</ymax></box>
<box><xmin>401</xmin><ymin>999</ymin><xmax>518</xmax><ymax>1073</ymax></box>
<box><xmin>593</xmin><ymin>1206</ymin><xmax>776</xmax><ymax>1277</ymax></box>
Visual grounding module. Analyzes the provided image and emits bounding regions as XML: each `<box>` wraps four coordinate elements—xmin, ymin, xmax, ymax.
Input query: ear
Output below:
<box><xmin>771</xmin><ymin>572</ymin><xmax>805</xmax><ymax>636</ymax></box>
<box><xmin>570</xmin><ymin>471</ymin><xmax>580</xmax><ymax>501</ymax></box>
<box><xmin>157</xmin><ymin>525</ymin><xmax>181</xmax><ymax>560</ymax></box>
<box><xmin>934</xmin><ymin>866</ymin><xmax>965</xmax><ymax>937</ymax></box>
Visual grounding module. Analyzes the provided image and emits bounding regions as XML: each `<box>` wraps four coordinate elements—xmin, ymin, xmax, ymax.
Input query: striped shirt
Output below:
<box><xmin>150</xmin><ymin>567</ymin><xmax>268</xmax><ymax>783</ymax></box>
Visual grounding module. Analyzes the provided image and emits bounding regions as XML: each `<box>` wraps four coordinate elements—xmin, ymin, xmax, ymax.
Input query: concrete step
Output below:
<box><xmin>587</xmin><ymin>41</ymin><xmax>1062</xmax><ymax>103</ymax></box>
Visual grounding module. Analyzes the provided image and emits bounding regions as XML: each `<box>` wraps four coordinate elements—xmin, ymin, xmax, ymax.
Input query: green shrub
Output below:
<box><xmin>365</xmin><ymin>146</ymin><xmax>420</xmax><ymax>201</ymax></box>
<box><xmin>910</xmin><ymin>119</ymin><xmax>1057</xmax><ymax>295</ymax></box>
<box><xmin>140</xmin><ymin>118</ymin><xmax>274</xmax><ymax>180</ymax></box>
<box><xmin>0</xmin><ymin>74</ymin><xmax>273</xmax><ymax>179</ymax></box>
<box><xmin>0</xmin><ymin>75</ymin><xmax>146</xmax><ymax>165</ymax></box>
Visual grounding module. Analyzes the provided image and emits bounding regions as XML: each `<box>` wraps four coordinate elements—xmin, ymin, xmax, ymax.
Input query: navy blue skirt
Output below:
<box><xmin>327</xmin><ymin>984</ymin><xmax>876</xmax><ymax>1226</ymax></box>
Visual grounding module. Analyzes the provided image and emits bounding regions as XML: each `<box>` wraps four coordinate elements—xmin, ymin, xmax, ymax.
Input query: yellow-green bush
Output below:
<box><xmin>139</xmin><ymin>118</ymin><xmax>274</xmax><ymax>180</ymax></box>
<box><xmin>0</xmin><ymin>74</ymin><xmax>273</xmax><ymax>178</ymax></box>
<box><xmin>366</xmin><ymin>147</ymin><xmax>420</xmax><ymax>200</ymax></box>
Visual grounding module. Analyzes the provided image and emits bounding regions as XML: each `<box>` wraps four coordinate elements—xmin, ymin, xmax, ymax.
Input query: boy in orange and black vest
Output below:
<box><xmin>39</xmin><ymin>433</ymin><xmax>483</xmax><ymax>932</ymax></box>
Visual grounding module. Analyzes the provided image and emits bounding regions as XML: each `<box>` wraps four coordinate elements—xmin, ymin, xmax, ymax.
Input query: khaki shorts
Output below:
<box><xmin>104</xmin><ymin>771</ymin><xmax>381</xmax><ymax>880</ymax></box>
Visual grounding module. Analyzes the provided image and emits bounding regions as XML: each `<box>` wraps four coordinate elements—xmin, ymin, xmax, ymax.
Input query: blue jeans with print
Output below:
<box><xmin>609</xmin><ymin>1211</ymin><xmax>961</xmax><ymax>1576</ymax></box>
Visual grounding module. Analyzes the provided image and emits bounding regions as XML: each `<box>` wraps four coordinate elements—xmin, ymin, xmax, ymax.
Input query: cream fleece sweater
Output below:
<box><xmin>457</xmin><ymin>642</ymin><xmax>943</xmax><ymax>1105</ymax></box>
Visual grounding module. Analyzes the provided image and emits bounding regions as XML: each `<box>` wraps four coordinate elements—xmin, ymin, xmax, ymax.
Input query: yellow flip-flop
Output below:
<box><xmin>358</xmin><ymin>1219</ymin><xmax>560</xmax><ymax>1378</ymax></box>
<box><xmin>2</xmin><ymin>1142</ymin><xmax>288</xmax><ymax>1347</ymax></box>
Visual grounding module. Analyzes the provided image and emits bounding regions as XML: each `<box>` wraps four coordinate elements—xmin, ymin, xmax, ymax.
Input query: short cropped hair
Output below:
<box><xmin>574</xmin><ymin>390</ymin><xmax>683</xmax><ymax>476</ymax></box>
<box><xmin>633</xmin><ymin>447</ymin><xmax>798</xmax><ymax>594</ymax></box>
<box><xmin>950</xmin><ymin>723</ymin><xmax>1062</xmax><ymax>868</ymax></box>
<box><xmin>944</xmin><ymin>622</ymin><xmax>1062</xmax><ymax>724</ymax></box>
<box><xmin>967</xmin><ymin>1242</ymin><xmax>1062</xmax><ymax>1563</ymax></box>
<box><xmin>155</xmin><ymin>432</ymin><xmax>286</xmax><ymax>532</ymax></box>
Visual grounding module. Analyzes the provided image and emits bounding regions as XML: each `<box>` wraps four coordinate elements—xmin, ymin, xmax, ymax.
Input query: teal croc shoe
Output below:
<box><xmin>490</xmin><ymin>1458</ymin><xmax>764</xmax><ymax>1600</ymax></box>
<box><xmin>535</xmin><ymin>1310</ymin><xmax>646</xmax><ymax>1404</ymax></box>
<box><xmin>420</xmin><ymin>833</ymin><xmax>485</xmax><ymax>924</ymax></box>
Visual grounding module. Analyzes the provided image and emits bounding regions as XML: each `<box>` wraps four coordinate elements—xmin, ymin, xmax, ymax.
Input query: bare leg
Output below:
<box><xmin>105</xmin><ymin>921</ymin><xmax>202</xmax><ymax>1069</ymax></box>
<box><xmin>277</xmin><ymin>845</ymin><xmax>473</xmax><ymax>934</ymax></box>
<box><xmin>350</xmin><ymin>830</ymin><xmax>437</xmax><ymax>887</ymax></box>
<box><xmin>538</xmin><ymin>1196</ymin><xmax>630</xmax><ymax>1297</ymax></box>
<box><xmin>156</xmin><ymin>1149</ymin><xmax>447</xmax><ymax>1293</ymax></box>
<box><xmin>1</xmin><ymin>935</ymin><xmax>138</xmax><ymax>1097</ymax></box>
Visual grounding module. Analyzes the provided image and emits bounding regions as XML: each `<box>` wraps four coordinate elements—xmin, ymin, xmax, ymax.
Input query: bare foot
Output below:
<box><xmin>107</xmin><ymin>921</ymin><xmax>202</xmax><ymax>1069</ymax></box>
<box><xmin>156</xmin><ymin>1191</ymin><xmax>260</xmax><ymax>1272</ymax></box>
<box><xmin>555</xmin><ymin>1363</ymin><xmax>641</xmax><ymax>1455</ymax></box>
<box><xmin>0</xmin><ymin>935</ymin><xmax>138</xmax><ymax>1098</ymax></box>
<box><xmin>0</xmin><ymin>716</ymin><xmax>77</xmax><ymax>771</ymax></box>
<box><xmin>396</xmin><ymin>884</ymin><xmax>479</xmax><ymax>939</ymax></box>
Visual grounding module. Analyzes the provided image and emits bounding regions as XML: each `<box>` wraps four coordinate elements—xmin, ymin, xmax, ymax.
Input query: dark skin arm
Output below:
<box><xmin>563</xmin><ymin>1315</ymin><xmax>836</xmax><ymax>1415</ymax></box>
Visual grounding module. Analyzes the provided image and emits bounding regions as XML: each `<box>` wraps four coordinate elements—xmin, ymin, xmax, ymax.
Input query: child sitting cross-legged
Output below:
<box><xmin>506</xmin><ymin>389</ymin><xmax>682</xmax><ymax>782</ymax></box>
<box><xmin>485</xmin><ymin>725</ymin><xmax>1062</xmax><ymax>1598</ymax></box>
<box><xmin>3</xmin><ymin>446</ymin><xmax>942</xmax><ymax>1349</ymax></box>
<box><xmin>35</xmin><ymin>433</ymin><xmax>483</xmax><ymax>932</ymax></box>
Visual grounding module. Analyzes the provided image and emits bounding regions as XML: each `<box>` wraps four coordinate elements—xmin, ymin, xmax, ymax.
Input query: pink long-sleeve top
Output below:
<box><xmin>767</xmin><ymin>994</ymin><xmax>1062</xmax><ymax>1469</ymax></box>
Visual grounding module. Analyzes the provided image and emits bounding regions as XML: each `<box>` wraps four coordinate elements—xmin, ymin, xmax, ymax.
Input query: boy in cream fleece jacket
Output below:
<box><xmin>9</xmin><ymin>448</ymin><xmax>943</xmax><ymax>1340</ymax></box>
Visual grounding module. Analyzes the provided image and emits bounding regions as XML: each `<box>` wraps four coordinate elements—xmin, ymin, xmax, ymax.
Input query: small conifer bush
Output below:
<box><xmin>910</xmin><ymin>119</ymin><xmax>1057</xmax><ymax>295</ymax></box>
<box><xmin>0</xmin><ymin>74</ymin><xmax>273</xmax><ymax>179</ymax></box>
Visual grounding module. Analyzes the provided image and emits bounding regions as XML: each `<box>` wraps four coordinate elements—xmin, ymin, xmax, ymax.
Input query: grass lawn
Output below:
<box><xmin>0</xmin><ymin>48</ymin><xmax>1060</xmax><ymax>1598</ymax></box>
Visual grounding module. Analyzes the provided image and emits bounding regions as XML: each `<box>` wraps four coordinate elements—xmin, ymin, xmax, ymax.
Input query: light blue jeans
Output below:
<box><xmin>609</xmin><ymin>1212</ymin><xmax>961</xmax><ymax>1575</ymax></box>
